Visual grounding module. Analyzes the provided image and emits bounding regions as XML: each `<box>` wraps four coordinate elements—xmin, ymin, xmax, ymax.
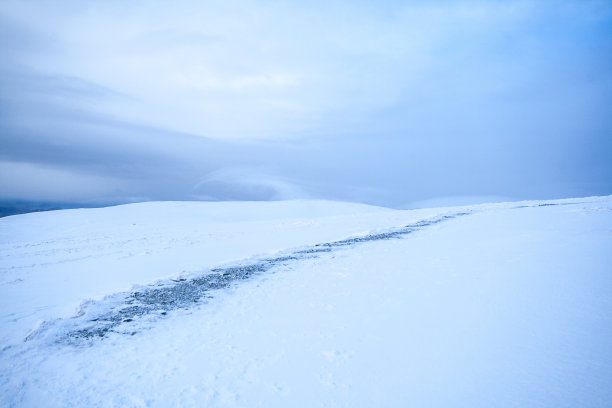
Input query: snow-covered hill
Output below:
<box><xmin>1</xmin><ymin>197</ymin><xmax>611</xmax><ymax>407</ymax></box>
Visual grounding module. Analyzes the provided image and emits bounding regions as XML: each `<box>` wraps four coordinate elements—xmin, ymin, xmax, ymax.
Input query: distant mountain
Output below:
<box><xmin>0</xmin><ymin>201</ymin><xmax>98</xmax><ymax>217</ymax></box>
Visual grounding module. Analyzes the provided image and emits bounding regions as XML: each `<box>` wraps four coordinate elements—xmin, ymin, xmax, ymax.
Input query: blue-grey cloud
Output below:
<box><xmin>0</xmin><ymin>0</ymin><xmax>610</xmax><ymax>209</ymax></box>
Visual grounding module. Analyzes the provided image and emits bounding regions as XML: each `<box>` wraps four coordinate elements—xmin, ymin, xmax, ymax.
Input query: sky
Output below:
<box><xmin>1</xmin><ymin>0</ymin><xmax>611</xmax><ymax>208</ymax></box>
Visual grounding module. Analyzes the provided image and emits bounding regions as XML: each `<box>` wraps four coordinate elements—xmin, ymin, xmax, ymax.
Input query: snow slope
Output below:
<box><xmin>0</xmin><ymin>200</ymin><xmax>404</xmax><ymax>346</ymax></box>
<box><xmin>1</xmin><ymin>197</ymin><xmax>611</xmax><ymax>407</ymax></box>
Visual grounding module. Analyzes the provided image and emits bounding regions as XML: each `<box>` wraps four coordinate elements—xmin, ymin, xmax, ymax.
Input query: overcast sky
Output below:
<box><xmin>1</xmin><ymin>0</ymin><xmax>611</xmax><ymax>208</ymax></box>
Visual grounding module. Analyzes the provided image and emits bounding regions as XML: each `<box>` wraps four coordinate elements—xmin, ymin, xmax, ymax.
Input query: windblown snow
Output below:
<box><xmin>1</xmin><ymin>197</ymin><xmax>611</xmax><ymax>407</ymax></box>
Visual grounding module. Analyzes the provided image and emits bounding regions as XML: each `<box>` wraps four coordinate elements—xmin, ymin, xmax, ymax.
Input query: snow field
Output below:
<box><xmin>1</xmin><ymin>197</ymin><xmax>611</xmax><ymax>407</ymax></box>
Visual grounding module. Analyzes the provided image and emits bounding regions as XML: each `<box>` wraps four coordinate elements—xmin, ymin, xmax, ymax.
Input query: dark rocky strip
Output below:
<box><xmin>47</xmin><ymin>211</ymin><xmax>472</xmax><ymax>344</ymax></box>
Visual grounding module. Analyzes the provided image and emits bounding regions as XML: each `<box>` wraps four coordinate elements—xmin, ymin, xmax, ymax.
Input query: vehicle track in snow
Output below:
<box><xmin>29</xmin><ymin>211</ymin><xmax>475</xmax><ymax>345</ymax></box>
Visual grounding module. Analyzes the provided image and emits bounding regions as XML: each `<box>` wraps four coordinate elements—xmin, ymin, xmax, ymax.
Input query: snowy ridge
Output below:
<box><xmin>1</xmin><ymin>196</ymin><xmax>611</xmax><ymax>407</ymax></box>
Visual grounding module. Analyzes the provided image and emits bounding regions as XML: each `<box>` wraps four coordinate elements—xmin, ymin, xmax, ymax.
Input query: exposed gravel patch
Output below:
<box><xmin>30</xmin><ymin>211</ymin><xmax>473</xmax><ymax>344</ymax></box>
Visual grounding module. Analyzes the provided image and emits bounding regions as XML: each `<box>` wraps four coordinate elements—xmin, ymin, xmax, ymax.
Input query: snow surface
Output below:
<box><xmin>1</xmin><ymin>197</ymin><xmax>611</xmax><ymax>407</ymax></box>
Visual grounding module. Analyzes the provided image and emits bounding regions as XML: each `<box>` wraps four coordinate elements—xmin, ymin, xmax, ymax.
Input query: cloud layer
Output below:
<box><xmin>1</xmin><ymin>0</ymin><xmax>611</xmax><ymax>207</ymax></box>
